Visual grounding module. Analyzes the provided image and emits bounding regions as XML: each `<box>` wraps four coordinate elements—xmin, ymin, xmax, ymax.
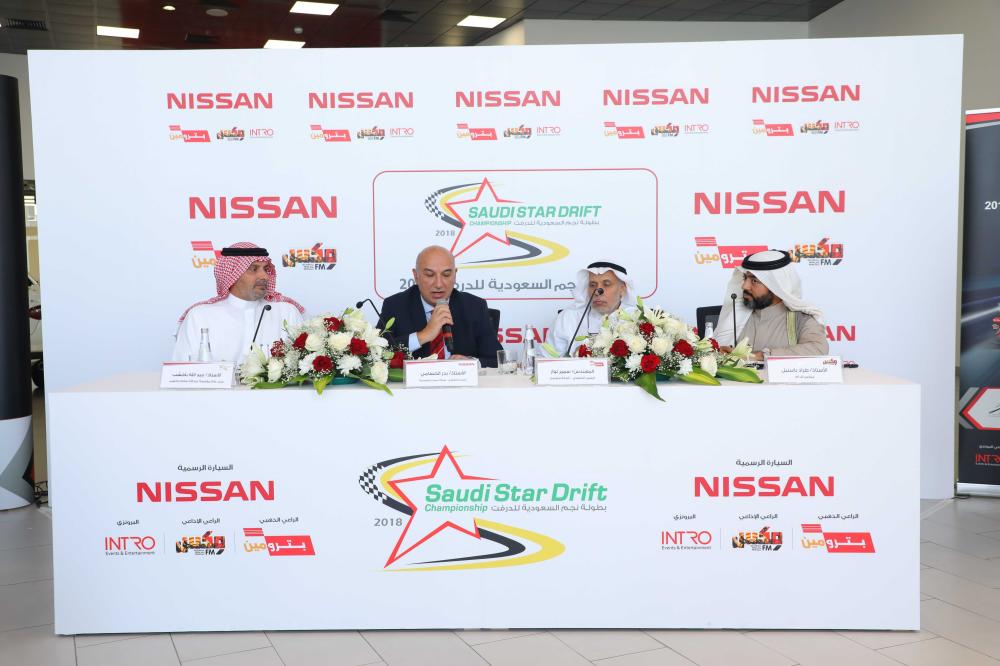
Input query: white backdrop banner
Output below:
<box><xmin>28</xmin><ymin>36</ymin><xmax>962</xmax><ymax>496</ymax></box>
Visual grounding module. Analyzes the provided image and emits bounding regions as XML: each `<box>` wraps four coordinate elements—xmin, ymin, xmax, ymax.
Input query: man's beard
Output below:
<box><xmin>742</xmin><ymin>290</ymin><xmax>774</xmax><ymax>310</ymax></box>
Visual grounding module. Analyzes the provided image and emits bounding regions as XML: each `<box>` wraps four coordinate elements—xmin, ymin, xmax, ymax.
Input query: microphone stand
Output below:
<box><xmin>564</xmin><ymin>288</ymin><xmax>604</xmax><ymax>357</ymax></box>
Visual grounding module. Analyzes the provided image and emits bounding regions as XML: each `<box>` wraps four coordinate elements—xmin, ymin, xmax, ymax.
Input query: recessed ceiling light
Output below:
<box><xmin>206</xmin><ymin>8</ymin><xmax>228</xmax><ymax>17</ymax></box>
<box><xmin>162</xmin><ymin>4</ymin><xmax>176</xmax><ymax>10</ymax></box>
<box><xmin>290</xmin><ymin>1</ymin><xmax>339</xmax><ymax>15</ymax></box>
<box><xmin>264</xmin><ymin>39</ymin><xmax>306</xmax><ymax>49</ymax></box>
<box><xmin>457</xmin><ymin>15</ymin><xmax>505</xmax><ymax>29</ymax></box>
<box><xmin>96</xmin><ymin>25</ymin><xmax>140</xmax><ymax>39</ymax></box>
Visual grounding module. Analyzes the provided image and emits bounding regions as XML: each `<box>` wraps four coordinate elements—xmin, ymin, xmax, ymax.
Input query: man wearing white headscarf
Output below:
<box><xmin>550</xmin><ymin>261</ymin><xmax>636</xmax><ymax>357</ymax></box>
<box><xmin>715</xmin><ymin>250</ymin><xmax>828</xmax><ymax>360</ymax></box>
<box><xmin>173</xmin><ymin>242</ymin><xmax>305</xmax><ymax>363</ymax></box>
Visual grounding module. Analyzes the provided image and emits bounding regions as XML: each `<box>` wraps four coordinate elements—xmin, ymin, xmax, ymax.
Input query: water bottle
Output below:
<box><xmin>197</xmin><ymin>328</ymin><xmax>213</xmax><ymax>362</ymax></box>
<box><xmin>704</xmin><ymin>321</ymin><xmax>715</xmax><ymax>340</ymax></box>
<box><xmin>521</xmin><ymin>324</ymin><xmax>537</xmax><ymax>376</ymax></box>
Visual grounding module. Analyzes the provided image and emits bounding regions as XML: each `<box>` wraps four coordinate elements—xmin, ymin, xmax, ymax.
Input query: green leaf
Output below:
<box><xmin>540</xmin><ymin>342</ymin><xmax>560</xmax><ymax>358</ymax></box>
<box><xmin>387</xmin><ymin>368</ymin><xmax>405</xmax><ymax>383</ymax></box>
<box><xmin>250</xmin><ymin>381</ymin><xmax>287</xmax><ymax>390</ymax></box>
<box><xmin>634</xmin><ymin>371</ymin><xmax>664</xmax><ymax>401</ymax></box>
<box><xmin>715</xmin><ymin>366</ymin><xmax>763</xmax><ymax>384</ymax></box>
<box><xmin>636</xmin><ymin>295</ymin><xmax>645</xmax><ymax>309</ymax></box>
<box><xmin>677</xmin><ymin>368</ymin><xmax>721</xmax><ymax>386</ymax></box>
<box><xmin>313</xmin><ymin>375</ymin><xmax>332</xmax><ymax>395</ymax></box>
<box><xmin>355</xmin><ymin>375</ymin><xmax>393</xmax><ymax>396</ymax></box>
<box><xmin>383</xmin><ymin>316</ymin><xmax>395</xmax><ymax>332</ymax></box>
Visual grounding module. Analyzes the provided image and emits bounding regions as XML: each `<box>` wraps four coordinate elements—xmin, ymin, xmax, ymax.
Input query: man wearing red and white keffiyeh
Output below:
<box><xmin>172</xmin><ymin>242</ymin><xmax>305</xmax><ymax>364</ymax></box>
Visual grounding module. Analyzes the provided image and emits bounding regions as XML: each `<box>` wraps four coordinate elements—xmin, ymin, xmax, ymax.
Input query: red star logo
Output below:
<box><xmin>384</xmin><ymin>446</ymin><xmax>495</xmax><ymax>567</ymax></box>
<box><xmin>446</xmin><ymin>178</ymin><xmax>521</xmax><ymax>258</ymax></box>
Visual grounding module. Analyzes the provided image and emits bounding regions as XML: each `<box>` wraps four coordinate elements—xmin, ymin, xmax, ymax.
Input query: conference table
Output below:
<box><xmin>48</xmin><ymin>368</ymin><xmax>919</xmax><ymax>634</ymax></box>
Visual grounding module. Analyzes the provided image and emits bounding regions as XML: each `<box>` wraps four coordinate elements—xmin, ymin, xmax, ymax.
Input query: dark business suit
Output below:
<box><xmin>377</xmin><ymin>286</ymin><xmax>501</xmax><ymax>368</ymax></box>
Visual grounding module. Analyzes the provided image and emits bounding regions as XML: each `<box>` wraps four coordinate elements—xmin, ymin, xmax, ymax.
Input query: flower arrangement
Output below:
<box><xmin>238</xmin><ymin>308</ymin><xmax>407</xmax><ymax>395</ymax></box>
<box><xmin>576</xmin><ymin>298</ymin><xmax>762</xmax><ymax>400</ymax></box>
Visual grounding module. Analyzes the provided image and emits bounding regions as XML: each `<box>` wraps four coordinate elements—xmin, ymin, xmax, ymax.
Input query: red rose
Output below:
<box><xmin>323</xmin><ymin>316</ymin><xmax>342</xmax><ymax>332</ymax></box>
<box><xmin>610</xmin><ymin>339</ymin><xmax>629</xmax><ymax>357</ymax></box>
<box><xmin>292</xmin><ymin>332</ymin><xmax>309</xmax><ymax>350</ymax></box>
<box><xmin>312</xmin><ymin>355</ymin><xmax>333</xmax><ymax>373</ymax></box>
<box><xmin>389</xmin><ymin>350</ymin><xmax>405</xmax><ymax>369</ymax></box>
<box><xmin>577</xmin><ymin>344</ymin><xmax>592</xmax><ymax>358</ymax></box>
<box><xmin>709</xmin><ymin>338</ymin><xmax>720</xmax><ymax>351</ymax></box>
<box><xmin>673</xmin><ymin>339</ymin><xmax>694</xmax><ymax>357</ymax></box>
<box><xmin>350</xmin><ymin>337</ymin><xmax>369</xmax><ymax>356</ymax></box>
<box><xmin>640</xmin><ymin>354</ymin><xmax>660</xmax><ymax>373</ymax></box>
<box><xmin>639</xmin><ymin>322</ymin><xmax>655</xmax><ymax>338</ymax></box>
<box><xmin>270</xmin><ymin>340</ymin><xmax>286</xmax><ymax>358</ymax></box>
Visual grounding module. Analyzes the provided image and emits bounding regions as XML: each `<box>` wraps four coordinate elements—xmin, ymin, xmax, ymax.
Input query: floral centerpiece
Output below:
<box><xmin>239</xmin><ymin>308</ymin><xmax>407</xmax><ymax>395</ymax></box>
<box><xmin>575</xmin><ymin>298</ymin><xmax>762</xmax><ymax>401</ymax></box>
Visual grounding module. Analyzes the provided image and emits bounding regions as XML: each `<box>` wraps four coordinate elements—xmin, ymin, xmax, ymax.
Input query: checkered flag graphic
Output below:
<box><xmin>423</xmin><ymin>184</ymin><xmax>477</xmax><ymax>226</ymax></box>
<box><xmin>358</xmin><ymin>463</ymin><xmax>388</xmax><ymax>503</ymax></box>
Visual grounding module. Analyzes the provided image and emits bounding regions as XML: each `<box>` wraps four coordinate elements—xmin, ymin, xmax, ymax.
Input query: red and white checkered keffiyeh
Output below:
<box><xmin>178</xmin><ymin>241</ymin><xmax>305</xmax><ymax>323</ymax></box>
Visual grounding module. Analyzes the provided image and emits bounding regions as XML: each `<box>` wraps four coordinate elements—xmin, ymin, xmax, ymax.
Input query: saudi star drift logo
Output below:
<box><xmin>422</xmin><ymin>177</ymin><xmax>581</xmax><ymax>269</ymax></box>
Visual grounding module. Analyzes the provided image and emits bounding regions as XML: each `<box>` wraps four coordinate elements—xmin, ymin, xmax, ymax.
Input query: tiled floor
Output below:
<box><xmin>2</xmin><ymin>498</ymin><xmax>1000</xmax><ymax>664</ymax></box>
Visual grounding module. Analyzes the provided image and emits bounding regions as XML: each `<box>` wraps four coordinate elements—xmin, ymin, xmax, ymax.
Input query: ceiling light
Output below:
<box><xmin>162</xmin><ymin>4</ymin><xmax>176</xmax><ymax>10</ymax></box>
<box><xmin>96</xmin><ymin>25</ymin><xmax>140</xmax><ymax>39</ymax></box>
<box><xmin>206</xmin><ymin>8</ymin><xmax>229</xmax><ymax>17</ymax></box>
<box><xmin>264</xmin><ymin>39</ymin><xmax>305</xmax><ymax>49</ymax></box>
<box><xmin>290</xmin><ymin>1</ymin><xmax>339</xmax><ymax>15</ymax></box>
<box><xmin>457</xmin><ymin>15</ymin><xmax>505</xmax><ymax>29</ymax></box>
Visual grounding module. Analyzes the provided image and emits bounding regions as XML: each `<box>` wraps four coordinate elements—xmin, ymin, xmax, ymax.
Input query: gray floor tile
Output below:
<box><xmin>456</xmin><ymin>629</ymin><xmax>544</xmax><ymax>646</ymax></box>
<box><xmin>0</xmin><ymin>514</ymin><xmax>51</xmax><ymax>551</ymax></box>
<box><xmin>473</xmin><ymin>633</ymin><xmax>591</xmax><ymax>666</ymax></box>
<box><xmin>837</xmin><ymin>629</ymin><xmax>936</xmax><ymax>649</ymax></box>
<box><xmin>920</xmin><ymin>542</ymin><xmax>1000</xmax><ymax>587</ymax></box>
<box><xmin>361</xmin><ymin>630</ymin><xmax>488</xmax><ymax>666</ymax></box>
<box><xmin>75</xmin><ymin>633</ymin><xmax>154</xmax><ymax>647</ymax></box>
<box><xmin>646</xmin><ymin>629</ymin><xmax>796</xmax><ymax>665</ymax></box>
<box><xmin>171</xmin><ymin>631</ymin><xmax>271</xmax><ymax>662</ymax></box>
<box><xmin>925</xmin><ymin>505</ymin><xmax>1000</xmax><ymax>534</ymax></box>
<box><xmin>921</xmin><ymin>520</ymin><xmax>1000</xmax><ymax>558</ymax></box>
<box><xmin>0</xmin><ymin>544</ymin><xmax>51</xmax><ymax>586</ymax></box>
<box><xmin>551</xmin><ymin>629</ymin><xmax>663</xmax><ymax>661</ymax></box>
<box><xmin>266</xmin><ymin>630</ymin><xmax>381</xmax><ymax>666</ymax></box>
<box><xmin>0</xmin><ymin>624</ymin><xmax>74</xmax><ymax>666</ymax></box>
<box><xmin>921</xmin><ymin>567</ymin><xmax>1000</xmax><ymax>620</ymax></box>
<box><xmin>77</xmin><ymin>634</ymin><xmax>180</xmax><ymax>666</ymax></box>
<box><xmin>0</xmin><ymin>579</ymin><xmax>52</xmax><ymax>632</ymax></box>
<box><xmin>182</xmin><ymin>646</ymin><xmax>283</xmax><ymax>665</ymax></box>
<box><xmin>881</xmin><ymin>636</ymin><xmax>1000</xmax><ymax>665</ymax></box>
<box><xmin>745</xmin><ymin>630</ymin><xmax>901</xmax><ymax>665</ymax></box>
<box><xmin>919</xmin><ymin>599</ymin><xmax>1000</xmax><ymax>658</ymax></box>
<box><xmin>594</xmin><ymin>647</ymin><xmax>695</xmax><ymax>665</ymax></box>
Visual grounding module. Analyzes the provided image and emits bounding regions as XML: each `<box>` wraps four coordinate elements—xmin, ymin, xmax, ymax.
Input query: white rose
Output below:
<box><xmin>593</xmin><ymin>330</ymin><xmax>613</xmax><ymax>351</ymax></box>
<box><xmin>328</xmin><ymin>332</ymin><xmax>352</xmax><ymax>352</ymax></box>
<box><xmin>267</xmin><ymin>358</ymin><xmax>284</xmax><ymax>383</ymax></box>
<box><xmin>699</xmin><ymin>354</ymin><xmax>718</xmax><ymax>377</ymax></box>
<box><xmin>665</xmin><ymin>318</ymin><xmax>686</xmax><ymax>336</ymax></box>
<box><xmin>344</xmin><ymin>310</ymin><xmax>367</xmax><ymax>333</ymax></box>
<box><xmin>336</xmin><ymin>354</ymin><xmax>362</xmax><ymax>376</ymax></box>
<box><xmin>625</xmin><ymin>353</ymin><xmax>643</xmax><ymax>372</ymax></box>
<box><xmin>678</xmin><ymin>358</ymin><xmax>693</xmax><ymax>375</ymax></box>
<box><xmin>304</xmin><ymin>333</ymin><xmax>325</xmax><ymax>353</ymax></box>
<box><xmin>306</xmin><ymin>316</ymin><xmax>325</xmax><ymax>331</ymax></box>
<box><xmin>298</xmin><ymin>352</ymin><xmax>318</xmax><ymax>375</ymax></box>
<box><xmin>651</xmin><ymin>337</ymin><xmax>670</xmax><ymax>356</ymax></box>
<box><xmin>627</xmin><ymin>335</ymin><xmax>647</xmax><ymax>354</ymax></box>
<box><xmin>241</xmin><ymin>351</ymin><xmax>264</xmax><ymax>379</ymax></box>
<box><xmin>370</xmin><ymin>361</ymin><xmax>389</xmax><ymax>385</ymax></box>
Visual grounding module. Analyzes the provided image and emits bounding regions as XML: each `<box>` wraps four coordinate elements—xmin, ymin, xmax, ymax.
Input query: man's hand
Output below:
<box><xmin>718</xmin><ymin>345</ymin><xmax>733</xmax><ymax>354</ymax></box>
<box><xmin>417</xmin><ymin>303</ymin><xmax>453</xmax><ymax>346</ymax></box>
<box><xmin>450</xmin><ymin>354</ymin><xmax>472</xmax><ymax>360</ymax></box>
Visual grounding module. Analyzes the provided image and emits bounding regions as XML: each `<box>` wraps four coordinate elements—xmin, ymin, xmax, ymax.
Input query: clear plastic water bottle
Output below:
<box><xmin>522</xmin><ymin>324</ymin><xmax>536</xmax><ymax>376</ymax></box>
<box><xmin>704</xmin><ymin>321</ymin><xmax>715</xmax><ymax>340</ymax></box>
<box><xmin>197</xmin><ymin>328</ymin><xmax>213</xmax><ymax>362</ymax></box>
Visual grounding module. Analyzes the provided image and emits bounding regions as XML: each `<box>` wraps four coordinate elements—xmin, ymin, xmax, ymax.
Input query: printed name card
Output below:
<box><xmin>766</xmin><ymin>356</ymin><xmax>844</xmax><ymax>384</ymax></box>
<box><xmin>160</xmin><ymin>362</ymin><xmax>235</xmax><ymax>389</ymax></box>
<box><xmin>404</xmin><ymin>359</ymin><xmax>480</xmax><ymax>388</ymax></box>
<box><xmin>535</xmin><ymin>358</ymin><xmax>610</xmax><ymax>386</ymax></box>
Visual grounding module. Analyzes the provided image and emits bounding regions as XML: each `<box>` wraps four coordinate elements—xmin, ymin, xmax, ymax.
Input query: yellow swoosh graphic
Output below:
<box><xmin>391</xmin><ymin>519</ymin><xmax>565</xmax><ymax>572</ymax></box>
<box><xmin>379</xmin><ymin>457</ymin><xmax>435</xmax><ymax>502</ymax></box>
<box><xmin>458</xmin><ymin>231</ymin><xmax>569</xmax><ymax>270</ymax></box>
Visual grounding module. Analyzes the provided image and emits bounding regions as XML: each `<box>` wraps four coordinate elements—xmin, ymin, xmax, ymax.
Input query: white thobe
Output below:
<box><xmin>172</xmin><ymin>295</ymin><xmax>304</xmax><ymax>364</ymax></box>
<box><xmin>550</xmin><ymin>305</ymin><xmax>618</xmax><ymax>357</ymax></box>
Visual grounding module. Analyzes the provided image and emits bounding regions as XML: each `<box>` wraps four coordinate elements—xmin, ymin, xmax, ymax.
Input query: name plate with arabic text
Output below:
<box><xmin>536</xmin><ymin>358</ymin><xmax>610</xmax><ymax>386</ymax></box>
<box><xmin>160</xmin><ymin>362</ymin><xmax>235</xmax><ymax>389</ymax></box>
<box><xmin>766</xmin><ymin>356</ymin><xmax>843</xmax><ymax>384</ymax></box>
<box><xmin>404</xmin><ymin>359</ymin><xmax>480</xmax><ymax>388</ymax></box>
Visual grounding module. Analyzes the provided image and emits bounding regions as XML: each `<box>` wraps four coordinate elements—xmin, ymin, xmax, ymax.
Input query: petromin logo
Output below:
<box><xmin>309</xmin><ymin>124</ymin><xmax>351</xmax><ymax>142</ymax></box>
<box><xmin>358</xmin><ymin>446</ymin><xmax>608</xmax><ymax>571</ymax></box>
<box><xmin>752</xmin><ymin>119</ymin><xmax>794</xmax><ymax>137</ymax></box>
<box><xmin>169</xmin><ymin>125</ymin><xmax>210</xmax><ymax>143</ymax></box>
<box><xmin>603</xmin><ymin>121</ymin><xmax>645</xmax><ymax>139</ymax></box>
<box><xmin>456</xmin><ymin>123</ymin><xmax>497</xmax><ymax>141</ymax></box>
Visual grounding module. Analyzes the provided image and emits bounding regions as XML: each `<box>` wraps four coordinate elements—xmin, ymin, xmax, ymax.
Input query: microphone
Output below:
<box><xmin>252</xmin><ymin>304</ymin><xmax>272</xmax><ymax>347</ymax></box>
<box><xmin>437</xmin><ymin>298</ymin><xmax>454</xmax><ymax>353</ymax></box>
<box><xmin>730</xmin><ymin>293</ymin><xmax>737</xmax><ymax>347</ymax></box>
<box><xmin>355</xmin><ymin>298</ymin><xmax>382</xmax><ymax>318</ymax></box>
<box><xmin>564</xmin><ymin>287</ymin><xmax>604</xmax><ymax>357</ymax></box>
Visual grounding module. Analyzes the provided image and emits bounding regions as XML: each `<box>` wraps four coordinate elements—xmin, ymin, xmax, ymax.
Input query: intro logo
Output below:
<box><xmin>105</xmin><ymin>536</ymin><xmax>157</xmax><ymax>557</ymax></box>
<box><xmin>191</xmin><ymin>240</ymin><xmax>220</xmax><ymax>269</ymax></box>
<box><xmin>752</xmin><ymin>119</ymin><xmax>794</xmax><ymax>137</ymax></box>
<box><xmin>650</xmin><ymin>124</ymin><xmax>679</xmax><ymax>137</ymax></box>
<box><xmin>310</xmin><ymin>124</ymin><xmax>351</xmax><ymax>142</ymax></box>
<box><xmin>216</xmin><ymin>127</ymin><xmax>245</xmax><ymax>141</ymax></box>
<box><xmin>243</xmin><ymin>528</ymin><xmax>316</xmax><ymax>556</ymax></box>
<box><xmin>693</xmin><ymin>237</ymin><xmax>768</xmax><ymax>269</ymax></box>
<box><xmin>503</xmin><ymin>125</ymin><xmax>532</xmax><ymax>139</ymax></box>
<box><xmin>248</xmin><ymin>128</ymin><xmax>275</xmax><ymax>139</ymax></box>
<box><xmin>800</xmin><ymin>120</ymin><xmax>830</xmax><ymax>135</ymax></box>
<box><xmin>801</xmin><ymin>523</ymin><xmax>875</xmax><ymax>553</ymax></box>
<box><xmin>176</xmin><ymin>531</ymin><xmax>226</xmax><ymax>555</ymax></box>
<box><xmin>790</xmin><ymin>238</ymin><xmax>843</xmax><ymax>265</ymax></box>
<box><xmin>422</xmin><ymin>177</ymin><xmax>578</xmax><ymax>268</ymax></box>
<box><xmin>357</xmin><ymin>126</ymin><xmax>386</xmax><ymax>141</ymax></box>
<box><xmin>389</xmin><ymin>127</ymin><xmax>415</xmax><ymax>138</ymax></box>
<box><xmin>169</xmin><ymin>125</ymin><xmax>210</xmax><ymax>143</ymax></box>
<box><xmin>535</xmin><ymin>126</ymin><xmax>561</xmax><ymax>137</ymax></box>
<box><xmin>661</xmin><ymin>529</ymin><xmax>713</xmax><ymax>551</ymax></box>
<box><xmin>834</xmin><ymin>120</ymin><xmax>861</xmax><ymax>132</ymax></box>
<box><xmin>684</xmin><ymin>123</ymin><xmax>710</xmax><ymax>134</ymax></box>
<box><xmin>282</xmin><ymin>243</ymin><xmax>337</xmax><ymax>270</ymax></box>
<box><xmin>732</xmin><ymin>526</ymin><xmax>782</xmax><ymax>551</ymax></box>
<box><xmin>456</xmin><ymin>123</ymin><xmax>497</xmax><ymax>141</ymax></box>
<box><xmin>358</xmin><ymin>446</ymin><xmax>609</xmax><ymax>571</ymax></box>
<box><xmin>604</xmin><ymin>122</ymin><xmax>645</xmax><ymax>139</ymax></box>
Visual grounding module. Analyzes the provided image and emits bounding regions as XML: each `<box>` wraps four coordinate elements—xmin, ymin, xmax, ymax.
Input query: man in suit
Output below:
<box><xmin>377</xmin><ymin>245</ymin><xmax>501</xmax><ymax>367</ymax></box>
